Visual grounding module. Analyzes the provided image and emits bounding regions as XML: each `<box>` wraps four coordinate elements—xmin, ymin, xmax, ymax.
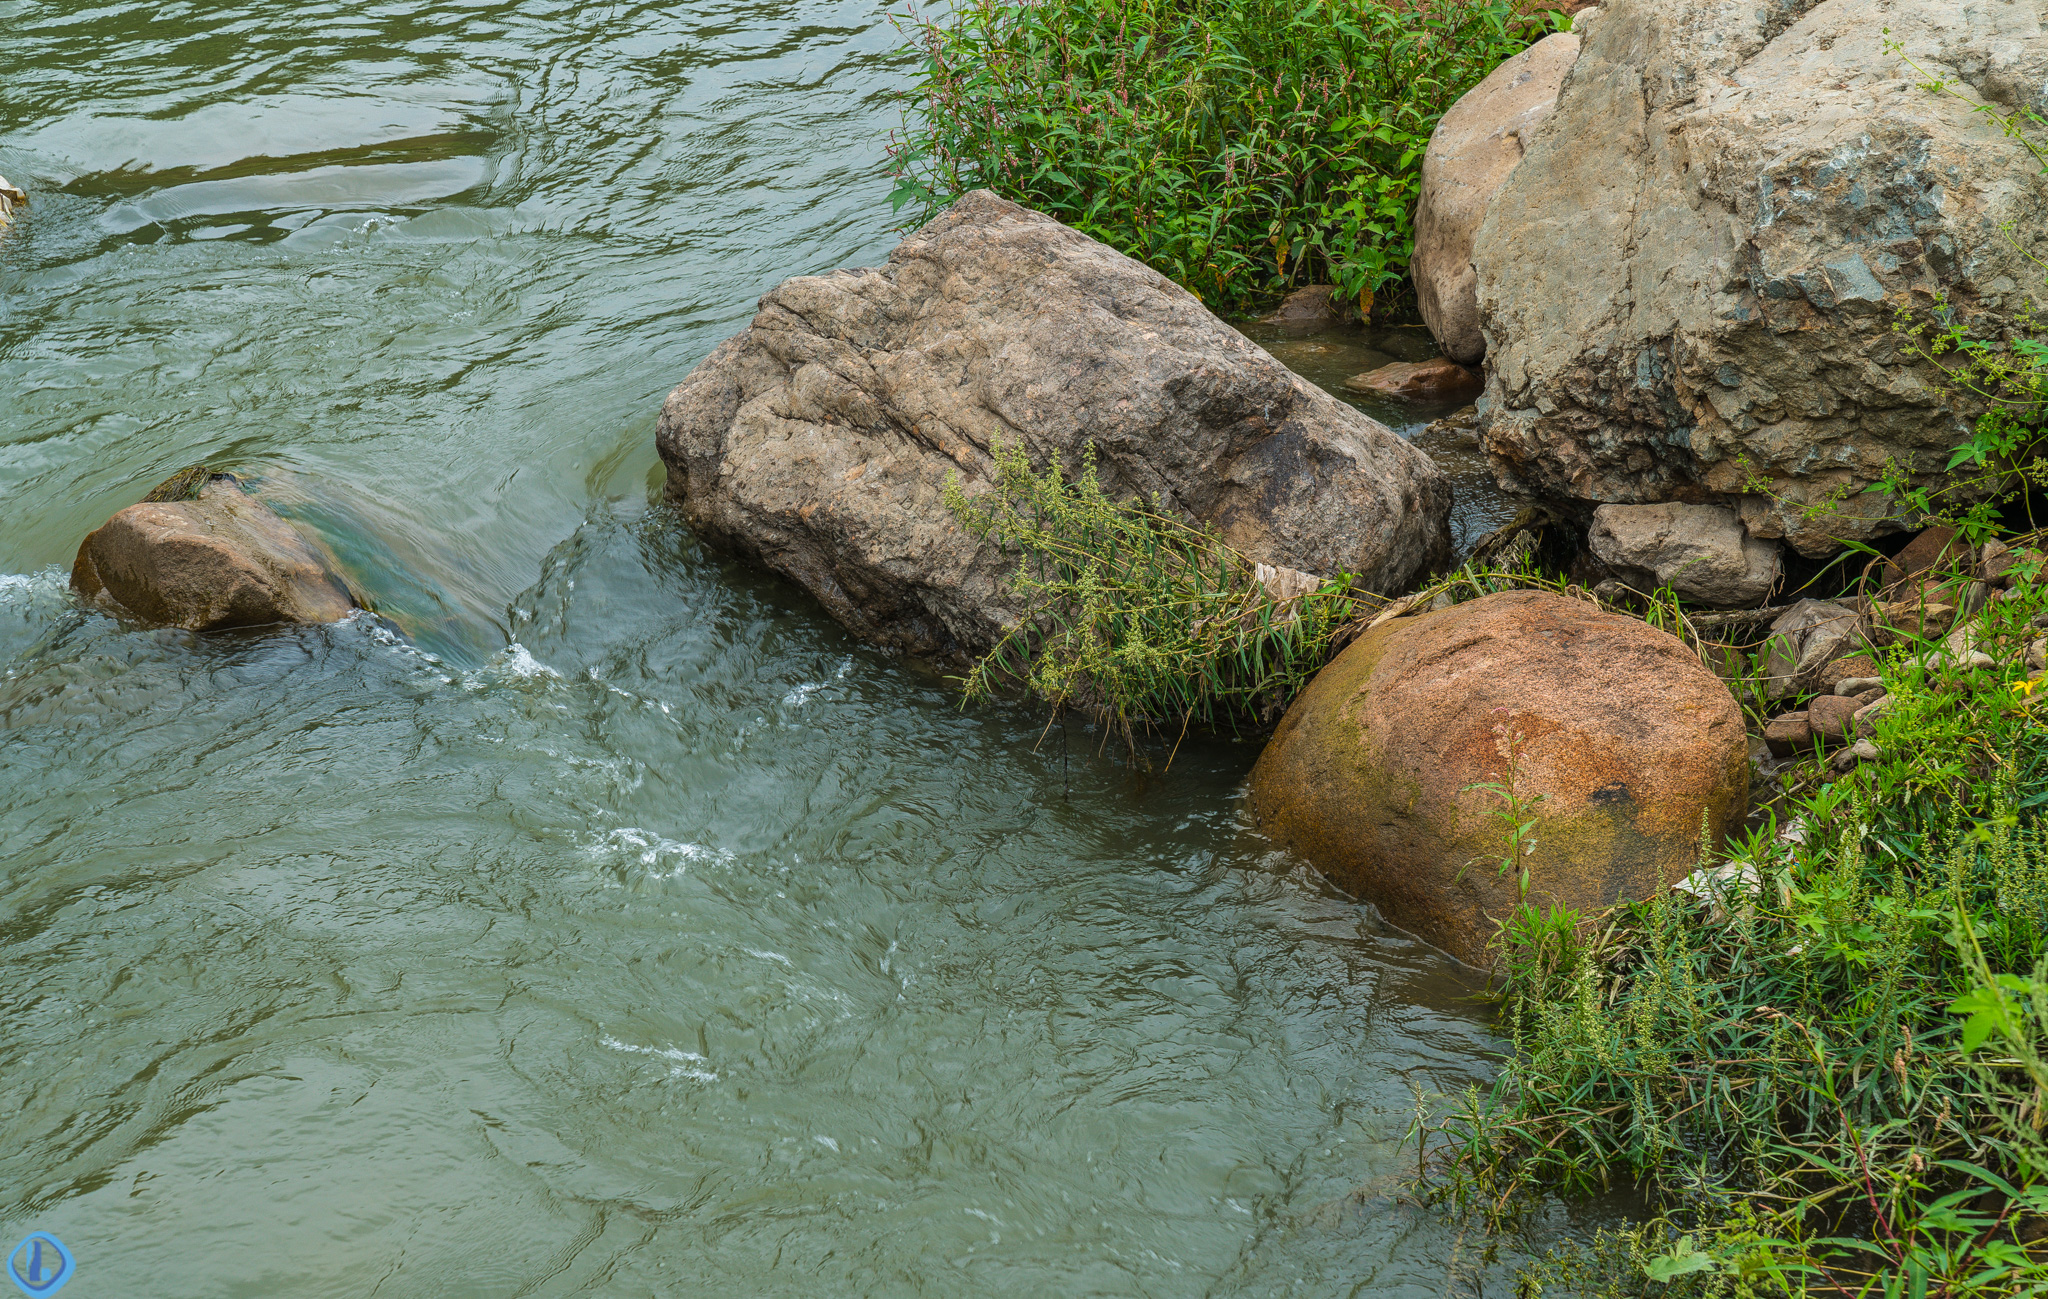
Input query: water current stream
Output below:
<box><xmin>0</xmin><ymin>1</ymin><xmax>1575</xmax><ymax>1292</ymax></box>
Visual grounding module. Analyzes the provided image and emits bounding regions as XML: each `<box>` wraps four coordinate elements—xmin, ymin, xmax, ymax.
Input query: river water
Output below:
<box><xmin>0</xmin><ymin>1</ymin><xmax>1551</xmax><ymax>1293</ymax></box>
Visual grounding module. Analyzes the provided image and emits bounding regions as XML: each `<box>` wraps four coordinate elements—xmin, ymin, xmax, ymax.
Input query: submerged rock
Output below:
<box><xmin>656</xmin><ymin>190</ymin><xmax>1451</xmax><ymax>662</ymax></box>
<box><xmin>1341</xmin><ymin>357</ymin><xmax>1482</xmax><ymax>404</ymax></box>
<box><xmin>72</xmin><ymin>470</ymin><xmax>356</xmax><ymax>630</ymax></box>
<box><xmin>1246</xmin><ymin>590</ymin><xmax>1749</xmax><ymax>967</ymax></box>
<box><xmin>1261</xmin><ymin>284</ymin><xmax>1346</xmax><ymax>335</ymax></box>
<box><xmin>1588</xmin><ymin>502</ymin><xmax>1781</xmax><ymax>607</ymax></box>
<box><xmin>1471</xmin><ymin>0</ymin><xmax>2048</xmax><ymax>555</ymax></box>
<box><xmin>1412</xmin><ymin>31</ymin><xmax>1581</xmax><ymax>366</ymax></box>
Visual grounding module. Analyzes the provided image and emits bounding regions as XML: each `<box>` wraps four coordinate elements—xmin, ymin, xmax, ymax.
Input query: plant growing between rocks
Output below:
<box><xmin>944</xmin><ymin>439</ymin><xmax>1361</xmax><ymax>747</ymax></box>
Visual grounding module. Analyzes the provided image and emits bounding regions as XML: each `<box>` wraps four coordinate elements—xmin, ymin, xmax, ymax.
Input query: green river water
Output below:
<box><xmin>0</xmin><ymin>1</ymin><xmax>1564</xmax><ymax>1293</ymax></box>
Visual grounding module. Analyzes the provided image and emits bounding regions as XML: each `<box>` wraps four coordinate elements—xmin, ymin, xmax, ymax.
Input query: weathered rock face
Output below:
<box><xmin>1758</xmin><ymin>598</ymin><xmax>1862</xmax><ymax>698</ymax></box>
<box><xmin>72</xmin><ymin>472</ymin><xmax>356</xmax><ymax>630</ymax></box>
<box><xmin>1412</xmin><ymin>31</ymin><xmax>1581</xmax><ymax>366</ymax></box>
<box><xmin>0</xmin><ymin>174</ymin><xmax>23</xmax><ymax>228</ymax></box>
<box><xmin>657</xmin><ymin>190</ymin><xmax>1452</xmax><ymax>662</ymax></box>
<box><xmin>1588</xmin><ymin>502</ymin><xmax>1781</xmax><ymax>607</ymax></box>
<box><xmin>1473</xmin><ymin>0</ymin><xmax>2048</xmax><ymax>556</ymax></box>
<box><xmin>1246</xmin><ymin>590</ymin><xmax>1749</xmax><ymax>966</ymax></box>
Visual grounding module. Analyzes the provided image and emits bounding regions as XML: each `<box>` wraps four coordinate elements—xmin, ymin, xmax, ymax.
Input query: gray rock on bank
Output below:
<box><xmin>656</xmin><ymin>190</ymin><xmax>1452</xmax><ymax>662</ymax></box>
<box><xmin>72</xmin><ymin>470</ymin><xmax>357</xmax><ymax>630</ymax></box>
<box><xmin>1472</xmin><ymin>0</ymin><xmax>2048</xmax><ymax>555</ymax></box>
<box><xmin>1412</xmin><ymin>31</ymin><xmax>1581</xmax><ymax>367</ymax></box>
<box><xmin>1589</xmin><ymin>502</ymin><xmax>1780</xmax><ymax>607</ymax></box>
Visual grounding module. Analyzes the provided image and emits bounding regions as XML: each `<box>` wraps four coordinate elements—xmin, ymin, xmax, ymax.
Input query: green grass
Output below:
<box><xmin>1413</xmin><ymin>562</ymin><xmax>2048</xmax><ymax>1296</ymax></box>
<box><xmin>888</xmin><ymin>0</ymin><xmax>1541</xmax><ymax>314</ymax></box>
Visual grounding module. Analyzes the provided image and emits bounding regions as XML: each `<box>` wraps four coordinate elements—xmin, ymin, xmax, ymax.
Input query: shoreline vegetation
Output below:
<box><xmin>891</xmin><ymin>0</ymin><xmax>2048</xmax><ymax>1292</ymax></box>
<box><xmin>888</xmin><ymin>0</ymin><xmax>1551</xmax><ymax>317</ymax></box>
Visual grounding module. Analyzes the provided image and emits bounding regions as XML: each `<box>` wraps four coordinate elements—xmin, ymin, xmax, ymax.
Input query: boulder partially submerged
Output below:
<box><xmin>1471</xmin><ymin>0</ymin><xmax>2048</xmax><ymax>555</ymax></box>
<box><xmin>72</xmin><ymin>470</ymin><xmax>356</xmax><ymax>630</ymax></box>
<box><xmin>657</xmin><ymin>190</ymin><xmax>1451</xmax><ymax>662</ymax></box>
<box><xmin>1247</xmin><ymin>590</ymin><xmax>1749</xmax><ymax>966</ymax></box>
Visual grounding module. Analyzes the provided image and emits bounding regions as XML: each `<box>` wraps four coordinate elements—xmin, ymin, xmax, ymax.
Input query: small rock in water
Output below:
<box><xmin>71</xmin><ymin>468</ymin><xmax>356</xmax><ymax>631</ymax></box>
<box><xmin>1260</xmin><ymin>284</ymin><xmax>1346</xmax><ymax>335</ymax></box>
<box><xmin>0</xmin><ymin>174</ymin><xmax>24</xmax><ymax>226</ymax></box>
<box><xmin>1421</xmin><ymin>404</ymin><xmax>1480</xmax><ymax>445</ymax></box>
<box><xmin>1341</xmin><ymin>356</ymin><xmax>1482</xmax><ymax>403</ymax></box>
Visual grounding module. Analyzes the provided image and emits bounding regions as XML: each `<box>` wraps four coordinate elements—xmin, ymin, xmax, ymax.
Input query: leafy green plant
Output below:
<box><xmin>944</xmin><ymin>439</ymin><xmax>1360</xmax><ymax>745</ymax></box>
<box><xmin>888</xmin><ymin>0</ymin><xmax>1539</xmax><ymax>314</ymax></box>
<box><xmin>1413</xmin><ymin>568</ymin><xmax>2048</xmax><ymax>1296</ymax></box>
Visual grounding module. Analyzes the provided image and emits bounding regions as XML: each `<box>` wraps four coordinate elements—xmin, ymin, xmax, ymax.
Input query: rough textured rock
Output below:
<box><xmin>657</xmin><ymin>190</ymin><xmax>1452</xmax><ymax>662</ymax></box>
<box><xmin>1764</xmin><ymin>710</ymin><xmax>1813</xmax><ymax>758</ymax></box>
<box><xmin>71</xmin><ymin>472</ymin><xmax>356</xmax><ymax>630</ymax></box>
<box><xmin>1261</xmin><ymin>284</ymin><xmax>1345</xmax><ymax>335</ymax></box>
<box><xmin>1473</xmin><ymin>0</ymin><xmax>2048</xmax><ymax>556</ymax></box>
<box><xmin>0</xmin><ymin>174</ymin><xmax>22</xmax><ymax>227</ymax></box>
<box><xmin>1815</xmin><ymin>652</ymin><xmax>1881</xmax><ymax>693</ymax></box>
<box><xmin>1341</xmin><ymin>357</ymin><xmax>1483</xmax><ymax>404</ymax></box>
<box><xmin>1759</xmin><ymin>598</ymin><xmax>1861</xmax><ymax>698</ymax></box>
<box><xmin>1881</xmin><ymin>525</ymin><xmax>1971</xmax><ymax>590</ymax></box>
<box><xmin>1806</xmin><ymin>693</ymin><xmax>1861</xmax><ymax>741</ymax></box>
<box><xmin>1588</xmin><ymin>502</ymin><xmax>1781</xmax><ymax>607</ymax></box>
<box><xmin>1246</xmin><ymin>591</ymin><xmax>1749</xmax><ymax>966</ymax></box>
<box><xmin>1412</xmin><ymin>32</ymin><xmax>1581</xmax><ymax>366</ymax></box>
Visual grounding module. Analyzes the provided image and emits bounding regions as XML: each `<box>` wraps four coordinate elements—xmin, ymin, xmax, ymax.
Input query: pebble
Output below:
<box><xmin>1834</xmin><ymin>676</ymin><xmax>1883</xmax><ymax>695</ymax></box>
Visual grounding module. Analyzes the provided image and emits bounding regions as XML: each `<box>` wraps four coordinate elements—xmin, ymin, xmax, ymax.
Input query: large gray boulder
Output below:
<box><xmin>1473</xmin><ymin>0</ymin><xmax>2048</xmax><ymax>556</ymax></box>
<box><xmin>1412</xmin><ymin>31</ymin><xmax>1581</xmax><ymax>366</ymax></box>
<box><xmin>656</xmin><ymin>190</ymin><xmax>1452</xmax><ymax>662</ymax></box>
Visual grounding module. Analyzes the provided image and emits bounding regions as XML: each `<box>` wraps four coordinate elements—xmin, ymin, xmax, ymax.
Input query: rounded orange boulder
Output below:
<box><xmin>1246</xmin><ymin>590</ymin><xmax>1749</xmax><ymax>966</ymax></box>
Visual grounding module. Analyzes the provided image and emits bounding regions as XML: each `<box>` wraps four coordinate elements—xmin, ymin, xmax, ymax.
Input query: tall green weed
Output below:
<box><xmin>888</xmin><ymin>0</ymin><xmax>1536</xmax><ymax>313</ymax></box>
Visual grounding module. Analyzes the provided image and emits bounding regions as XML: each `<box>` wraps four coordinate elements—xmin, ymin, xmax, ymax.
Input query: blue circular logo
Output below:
<box><xmin>5</xmin><ymin>1234</ymin><xmax>74</xmax><ymax>1297</ymax></box>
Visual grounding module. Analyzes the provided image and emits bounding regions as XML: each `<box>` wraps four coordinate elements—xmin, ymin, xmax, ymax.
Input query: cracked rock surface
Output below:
<box><xmin>656</xmin><ymin>190</ymin><xmax>1452</xmax><ymax>664</ymax></box>
<box><xmin>1473</xmin><ymin>0</ymin><xmax>2048</xmax><ymax>555</ymax></box>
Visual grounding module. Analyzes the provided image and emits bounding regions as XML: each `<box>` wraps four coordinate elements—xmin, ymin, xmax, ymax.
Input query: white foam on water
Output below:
<box><xmin>460</xmin><ymin>641</ymin><xmax>564</xmax><ymax>691</ymax></box>
<box><xmin>0</xmin><ymin>569</ymin><xmax>68</xmax><ymax>605</ymax></box>
<box><xmin>585</xmin><ymin>827</ymin><xmax>730</xmax><ymax>880</ymax></box>
<box><xmin>598</xmin><ymin>1035</ymin><xmax>718</xmax><ymax>1083</ymax></box>
<box><xmin>493</xmin><ymin>643</ymin><xmax>560</xmax><ymax>678</ymax></box>
<box><xmin>779</xmin><ymin>655</ymin><xmax>855</xmax><ymax>707</ymax></box>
